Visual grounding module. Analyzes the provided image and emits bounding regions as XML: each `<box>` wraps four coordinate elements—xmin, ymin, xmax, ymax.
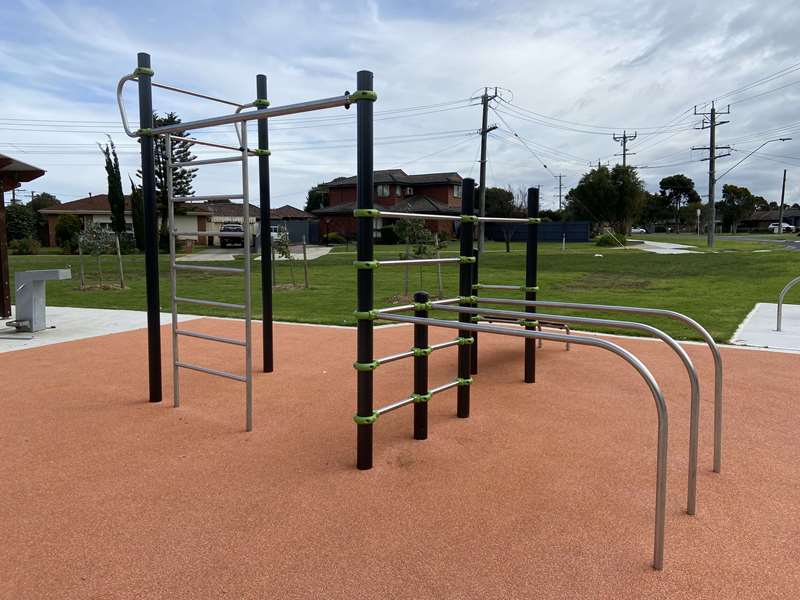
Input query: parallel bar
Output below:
<box><xmin>377</xmin><ymin>257</ymin><xmax>459</xmax><ymax>267</ymax></box>
<box><xmin>173</xmin><ymin>194</ymin><xmax>243</xmax><ymax>203</ymax></box>
<box><xmin>174</xmin><ymin>263</ymin><xmax>244</xmax><ymax>274</ymax></box>
<box><xmin>257</xmin><ymin>73</ymin><xmax>274</xmax><ymax>374</ymax></box>
<box><xmin>174</xmin><ymin>230</ymin><xmax>244</xmax><ymax>238</ymax></box>
<box><xmin>169</xmin><ymin>136</ymin><xmax>248</xmax><ymax>153</ymax></box>
<box><xmin>375</xmin><ymin>349</ymin><xmax>414</xmax><ymax>365</ymax></box>
<box><xmin>413</xmin><ymin>291</ymin><xmax>429</xmax><ymax>440</ymax></box>
<box><xmin>429</xmin><ymin>379</ymin><xmax>461</xmax><ymax>395</ymax></box>
<box><xmin>372</xmin><ymin>210</ymin><xmax>461</xmax><ymax>222</ymax></box>
<box><xmin>174</xmin><ymin>296</ymin><xmax>245</xmax><ymax>310</ymax></box>
<box><xmin>377</xmin><ymin>311</ymin><xmax>668</xmax><ymax>571</ymax></box>
<box><xmin>477</xmin><ymin>216</ymin><xmax>531</xmax><ymax>223</ymax></box>
<box><xmin>150</xmin><ymin>80</ymin><xmax>244</xmax><ymax>107</ymax></box>
<box><xmin>173</xmin><ymin>156</ymin><xmax>243</xmax><ymax>168</ymax></box>
<box><xmin>375</xmin><ymin>395</ymin><xmax>416</xmax><ymax>416</ymax></box>
<box><xmin>457</xmin><ymin>179</ymin><xmax>476</xmax><ymax>418</ymax></box>
<box><xmin>176</xmin><ymin>361</ymin><xmax>247</xmax><ymax>382</ymax></box>
<box><xmin>477</xmin><ymin>283</ymin><xmax>527</xmax><ymax>291</ymax></box>
<box><xmin>431</xmin><ymin>338</ymin><xmax>461</xmax><ymax>351</ymax></box>
<box><xmin>176</xmin><ymin>329</ymin><xmax>246</xmax><ymax>347</ymax></box>
<box><xmin>148</xmin><ymin>94</ymin><xmax>353</xmax><ymax>136</ymax></box>
<box><xmin>376</xmin><ymin>297</ymin><xmax>458</xmax><ymax>314</ymax></box>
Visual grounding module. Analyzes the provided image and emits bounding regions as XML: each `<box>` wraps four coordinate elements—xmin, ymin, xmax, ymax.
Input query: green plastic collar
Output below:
<box><xmin>353</xmin><ymin>412</ymin><xmax>378</xmax><ymax>425</ymax></box>
<box><xmin>412</xmin><ymin>346</ymin><xmax>433</xmax><ymax>357</ymax></box>
<box><xmin>353</xmin><ymin>208</ymin><xmax>380</xmax><ymax>218</ymax></box>
<box><xmin>528</xmin><ymin>217</ymin><xmax>542</xmax><ymax>224</ymax></box>
<box><xmin>458</xmin><ymin>256</ymin><xmax>476</xmax><ymax>264</ymax></box>
<box><xmin>353</xmin><ymin>360</ymin><xmax>379</xmax><ymax>372</ymax></box>
<box><xmin>457</xmin><ymin>336</ymin><xmax>475</xmax><ymax>345</ymax></box>
<box><xmin>459</xmin><ymin>295</ymin><xmax>478</xmax><ymax>304</ymax></box>
<box><xmin>524</xmin><ymin>286</ymin><xmax>539</xmax><ymax>292</ymax></box>
<box><xmin>353</xmin><ymin>309</ymin><xmax>379</xmax><ymax>320</ymax></box>
<box><xmin>353</xmin><ymin>260</ymin><xmax>379</xmax><ymax>270</ymax></box>
<box><xmin>349</xmin><ymin>90</ymin><xmax>378</xmax><ymax>102</ymax></box>
<box><xmin>133</xmin><ymin>67</ymin><xmax>154</xmax><ymax>77</ymax></box>
<box><xmin>460</xmin><ymin>215</ymin><xmax>479</xmax><ymax>223</ymax></box>
<box><xmin>518</xmin><ymin>319</ymin><xmax>539</xmax><ymax>327</ymax></box>
<box><xmin>251</xmin><ymin>148</ymin><xmax>271</xmax><ymax>157</ymax></box>
<box><xmin>135</xmin><ymin>128</ymin><xmax>153</xmax><ymax>137</ymax></box>
<box><xmin>253</xmin><ymin>98</ymin><xmax>270</xmax><ymax>108</ymax></box>
<box><xmin>456</xmin><ymin>377</ymin><xmax>474</xmax><ymax>386</ymax></box>
<box><xmin>412</xmin><ymin>392</ymin><xmax>432</xmax><ymax>404</ymax></box>
<box><xmin>413</xmin><ymin>301</ymin><xmax>432</xmax><ymax>311</ymax></box>
<box><xmin>470</xmin><ymin>315</ymin><xmax>484</xmax><ymax>323</ymax></box>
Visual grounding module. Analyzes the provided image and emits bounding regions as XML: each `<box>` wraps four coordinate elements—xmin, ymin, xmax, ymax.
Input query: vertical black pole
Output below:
<box><xmin>138</xmin><ymin>52</ymin><xmax>161</xmax><ymax>403</ymax></box>
<box><xmin>0</xmin><ymin>188</ymin><xmax>10</xmax><ymax>319</ymax></box>
<box><xmin>356</xmin><ymin>70</ymin><xmax>375</xmax><ymax>470</ymax></box>
<box><xmin>413</xmin><ymin>290</ymin><xmax>429</xmax><ymax>440</ymax></box>
<box><xmin>457</xmin><ymin>179</ymin><xmax>475</xmax><ymax>418</ymax></box>
<box><xmin>256</xmin><ymin>74</ymin><xmax>274</xmax><ymax>373</ymax></box>
<box><xmin>470</xmin><ymin>245</ymin><xmax>479</xmax><ymax>374</ymax></box>
<box><xmin>524</xmin><ymin>187</ymin><xmax>539</xmax><ymax>384</ymax></box>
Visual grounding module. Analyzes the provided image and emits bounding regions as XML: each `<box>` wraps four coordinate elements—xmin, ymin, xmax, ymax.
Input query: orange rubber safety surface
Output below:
<box><xmin>2</xmin><ymin>319</ymin><xmax>799</xmax><ymax>599</ymax></box>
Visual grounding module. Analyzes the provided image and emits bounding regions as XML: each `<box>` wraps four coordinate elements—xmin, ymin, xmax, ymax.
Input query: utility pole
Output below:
<box><xmin>555</xmin><ymin>174</ymin><xmax>565</xmax><ymax>210</ymax></box>
<box><xmin>778</xmin><ymin>169</ymin><xmax>788</xmax><ymax>232</ymax></box>
<box><xmin>692</xmin><ymin>101</ymin><xmax>731</xmax><ymax>248</ymax></box>
<box><xmin>613</xmin><ymin>130</ymin><xmax>637</xmax><ymax>167</ymax></box>
<box><xmin>477</xmin><ymin>86</ymin><xmax>498</xmax><ymax>254</ymax></box>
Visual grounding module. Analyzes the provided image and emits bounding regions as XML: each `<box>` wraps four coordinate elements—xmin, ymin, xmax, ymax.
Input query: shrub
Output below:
<box><xmin>323</xmin><ymin>232</ymin><xmax>346</xmax><ymax>245</ymax></box>
<box><xmin>595</xmin><ymin>232</ymin><xmax>626</xmax><ymax>247</ymax></box>
<box><xmin>9</xmin><ymin>238</ymin><xmax>41</xmax><ymax>255</ymax></box>
<box><xmin>379</xmin><ymin>225</ymin><xmax>399</xmax><ymax>245</ymax></box>
<box><xmin>55</xmin><ymin>214</ymin><xmax>82</xmax><ymax>254</ymax></box>
<box><xmin>6</xmin><ymin>203</ymin><xmax>37</xmax><ymax>241</ymax></box>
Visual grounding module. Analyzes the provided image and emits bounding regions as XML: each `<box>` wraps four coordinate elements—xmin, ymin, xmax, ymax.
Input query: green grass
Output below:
<box><xmin>9</xmin><ymin>238</ymin><xmax>800</xmax><ymax>342</ymax></box>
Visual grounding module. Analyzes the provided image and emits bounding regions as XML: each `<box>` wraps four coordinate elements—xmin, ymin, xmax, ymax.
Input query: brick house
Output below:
<box><xmin>313</xmin><ymin>169</ymin><xmax>462</xmax><ymax>239</ymax></box>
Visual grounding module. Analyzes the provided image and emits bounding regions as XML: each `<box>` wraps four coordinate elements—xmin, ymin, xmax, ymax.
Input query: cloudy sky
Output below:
<box><xmin>1</xmin><ymin>0</ymin><xmax>798</xmax><ymax>210</ymax></box>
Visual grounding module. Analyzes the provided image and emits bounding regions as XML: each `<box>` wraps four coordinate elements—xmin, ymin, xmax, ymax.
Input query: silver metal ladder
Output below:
<box><xmin>165</xmin><ymin>128</ymin><xmax>254</xmax><ymax>431</ymax></box>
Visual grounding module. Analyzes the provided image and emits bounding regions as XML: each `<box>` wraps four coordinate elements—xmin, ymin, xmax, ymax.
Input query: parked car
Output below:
<box><xmin>219</xmin><ymin>223</ymin><xmax>245</xmax><ymax>247</ymax></box>
<box><xmin>768</xmin><ymin>222</ymin><xmax>796</xmax><ymax>233</ymax></box>
<box><xmin>630</xmin><ymin>226</ymin><xmax>647</xmax><ymax>234</ymax></box>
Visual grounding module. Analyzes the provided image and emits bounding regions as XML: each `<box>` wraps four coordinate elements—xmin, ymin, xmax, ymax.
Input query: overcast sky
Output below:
<box><xmin>1</xmin><ymin>0</ymin><xmax>798</xmax><ymax>210</ymax></box>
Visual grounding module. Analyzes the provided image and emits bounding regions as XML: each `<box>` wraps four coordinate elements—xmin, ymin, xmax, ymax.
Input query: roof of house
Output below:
<box><xmin>313</xmin><ymin>194</ymin><xmax>459</xmax><ymax>216</ymax></box>
<box><xmin>270</xmin><ymin>204</ymin><xmax>316</xmax><ymax>220</ymax></box>
<box><xmin>321</xmin><ymin>169</ymin><xmax>462</xmax><ymax>188</ymax></box>
<box><xmin>39</xmin><ymin>194</ymin><xmax>211</xmax><ymax>215</ymax></box>
<box><xmin>0</xmin><ymin>153</ymin><xmax>45</xmax><ymax>192</ymax></box>
<box><xmin>199</xmin><ymin>200</ymin><xmax>260</xmax><ymax>218</ymax></box>
<box><xmin>746</xmin><ymin>208</ymin><xmax>800</xmax><ymax>221</ymax></box>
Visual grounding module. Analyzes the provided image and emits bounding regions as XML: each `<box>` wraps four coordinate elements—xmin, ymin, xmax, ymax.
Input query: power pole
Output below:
<box><xmin>692</xmin><ymin>101</ymin><xmax>731</xmax><ymax>248</ymax></box>
<box><xmin>778</xmin><ymin>169</ymin><xmax>788</xmax><ymax>232</ymax></box>
<box><xmin>555</xmin><ymin>174</ymin><xmax>565</xmax><ymax>210</ymax></box>
<box><xmin>477</xmin><ymin>86</ymin><xmax>498</xmax><ymax>254</ymax></box>
<box><xmin>613</xmin><ymin>130</ymin><xmax>637</xmax><ymax>167</ymax></box>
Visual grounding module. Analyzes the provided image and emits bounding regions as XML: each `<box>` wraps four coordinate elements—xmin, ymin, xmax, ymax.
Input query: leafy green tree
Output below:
<box><xmin>565</xmin><ymin>165</ymin><xmax>645</xmax><ymax>234</ymax></box>
<box><xmin>129</xmin><ymin>177</ymin><xmax>145</xmax><ymax>251</ymax></box>
<box><xmin>55</xmin><ymin>214</ymin><xmax>81</xmax><ymax>253</ymax></box>
<box><xmin>719</xmin><ymin>184</ymin><xmax>757</xmax><ymax>233</ymax></box>
<box><xmin>640</xmin><ymin>192</ymin><xmax>672</xmax><ymax>229</ymax></box>
<box><xmin>6</xmin><ymin>203</ymin><xmax>37</xmax><ymax>241</ymax></box>
<box><xmin>484</xmin><ymin>187</ymin><xmax>515</xmax><ymax>217</ymax></box>
<box><xmin>304</xmin><ymin>185</ymin><xmax>327</xmax><ymax>212</ymax></box>
<box><xmin>659</xmin><ymin>174</ymin><xmax>701</xmax><ymax>231</ymax></box>
<box><xmin>29</xmin><ymin>192</ymin><xmax>60</xmax><ymax>213</ymax></box>
<box><xmin>99</xmin><ymin>136</ymin><xmax>126</xmax><ymax>235</ymax></box>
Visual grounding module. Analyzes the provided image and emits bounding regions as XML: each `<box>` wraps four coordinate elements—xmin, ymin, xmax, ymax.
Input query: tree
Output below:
<box><xmin>6</xmin><ymin>203</ymin><xmax>37</xmax><ymax>241</ymax></box>
<box><xmin>659</xmin><ymin>174</ymin><xmax>701</xmax><ymax>232</ymax></box>
<box><xmin>29</xmin><ymin>192</ymin><xmax>60</xmax><ymax>213</ymax></box>
<box><xmin>129</xmin><ymin>177</ymin><xmax>145</xmax><ymax>251</ymax></box>
<box><xmin>565</xmin><ymin>165</ymin><xmax>646</xmax><ymax>234</ymax></box>
<box><xmin>137</xmin><ymin>112</ymin><xmax>197</xmax><ymax>234</ymax></box>
<box><xmin>640</xmin><ymin>191</ymin><xmax>673</xmax><ymax>229</ymax></box>
<box><xmin>304</xmin><ymin>185</ymin><xmax>326</xmax><ymax>212</ymax></box>
<box><xmin>719</xmin><ymin>184</ymin><xmax>757</xmax><ymax>233</ymax></box>
<box><xmin>484</xmin><ymin>187</ymin><xmax>515</xmax><ymax>217</ymax></box>
<box><xmin>99</xmin><ymin>136</ymin><xmax>126</xmax><ymax>235</ymax></box>
<box><xmin>55</xmin><ymin>214</ymin><xmax>81</xmax><ymax>253</ymax></box>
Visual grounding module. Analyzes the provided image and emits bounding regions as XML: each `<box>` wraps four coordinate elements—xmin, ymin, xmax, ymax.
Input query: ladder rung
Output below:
<box><xmin>173</xmin><ymin>230</ymin><xmax>245</xmax><ymax>238</ymax></box>
<box><xmin>174</xmin><ymin>263</ymin><xmax>245</xmax><ymax>274</ymax></box>
<box><xmin>176</xmin><ymin>329</ymin><xmax>246</xmax><ymax>346</ymax></box>
<box><xmin>172</xmin><ymin>194</ymin><xmax>243</xmax><ymax>202</ymax></box>
<box><xmin>176</xmin><ymin>361</ymin><xmax>246</xmax><ymax>382</ymax></box>
<box><xmin>173</xmin><ymin>156</ymin><xmax>243</xmax><ymax>168</ymax></box>
<box><xmin>174</xmin><ymin>296</ymin><xmax>245</xmax><ymax>310</ymax></box>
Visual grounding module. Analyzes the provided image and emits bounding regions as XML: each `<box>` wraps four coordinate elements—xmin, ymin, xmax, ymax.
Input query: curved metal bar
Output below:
<box><xmin>378</xmin><ymin>312</ymin><xmax>668</xmax><ymax>571</ymax></box>
<box><xmin>776</xmin><ymin>275</ymin><xmax>800</xmax><ymax>332</ymax></box>
<box><xmin>116</xmin><ymin>74</ymin><xmax>138</xmax><ymax>137</ymax></box>
<box><xmin>474</xmin><ymin>296</ymin><xmax>723</xmax><ymax>475</ymax></box>
<box><xmin>436</xmin><ymin>303</ymin><xmax>699</xmax><ymax>516</ymax></box>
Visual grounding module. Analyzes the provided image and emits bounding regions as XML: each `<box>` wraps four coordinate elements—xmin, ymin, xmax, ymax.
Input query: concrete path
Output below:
<box><xmin>255</xmin><ymin>245</ymin><xmax>333</xmax><ymax>262</ymax></box>
<box><xmin>628</xmin><ymin>240</ymin><xmax>702</xmax><ymax>254</ymax></box>
<box><xmin>0</xmin><ymin>306</ymin><xmax>200</xmax><ymax>353</ymax></box>
<box><xmin>730</xmin><ymin>302</ymin><xmax>800</xmax><ymax>351</ymax></box>
<box><xmin>177</xmin><ymin>245</ymin><xmax>333</xmax><ymax>262</ymax></box>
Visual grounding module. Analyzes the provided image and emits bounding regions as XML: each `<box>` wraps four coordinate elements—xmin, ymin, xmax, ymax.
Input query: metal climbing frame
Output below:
<box><xmin>776</xmin><ymin>275</ymin><xmax>800</xmax><ymax>332</ymax></box>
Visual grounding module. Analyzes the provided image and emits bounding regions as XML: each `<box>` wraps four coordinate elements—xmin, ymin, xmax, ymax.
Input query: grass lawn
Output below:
<box><xmin>8</xmin><ymin>236</ymin><xmax>800</xmax><ymax>342</ymax></box>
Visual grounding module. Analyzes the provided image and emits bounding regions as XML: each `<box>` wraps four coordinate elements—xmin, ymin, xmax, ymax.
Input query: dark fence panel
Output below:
<box><xmin>485</xmin><ymin>221</ymin><xmax>590</xmax><ymax>243</ymax></box>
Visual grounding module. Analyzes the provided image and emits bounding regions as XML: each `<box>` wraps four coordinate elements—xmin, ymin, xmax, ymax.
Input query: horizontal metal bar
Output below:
<box><xmin>150</xmin><ymin>80</ymin><xmax>245</xmax><ymax>108</ymax></box>
<box><xmin>173</xmin><ymin>156</ymin><xmax>243</xmax><ymax>168</ymax></box>
<box><xmin>172</xmin><ymin>194</ymin><xmax>243</xmax><ymax>203</ymax></box>
<box><xmin>476</xmin><ymin>216</ymin><xmax>529</xmax><ymax>223</ymax></box>
<box><xmin>376</xmin><ymin>298</ymin><xmax>459</xmax><ymax>314</ymax></box>
<box><xmin>377</xmin><ymin>257</ymin><xmax>460</xmax><ymax>267</ymax></box>
<box><xmin>430</xmin><ymin>338</ymin><xmax>461</xmax><ymax>351</ymax></box>
<box><xmin>170</xmin><ymin>135</ymin><xmax>247</xmax><ymax>153</ymax></box>
<box><xmin>429</xmin><ymin>379</ymin><xmax>461</xmax><ymax>395</ymax></box>
<box><xmin>174</xmin><ymin>296</ymin><xmax>245</xmax><ymax>310</ymax></box>
<box><xmin>375</xmin><ymin>395</ymin><xmax>416</xmax><ymax>416</ymax></box>
<box><xmin>376</xmin><ymin>349</ymin><xmax>415</xmax><ymax>365</ymax></box>
<box><xmin>176</xmin><ymin>361</ymin><xmax>247</xmax><ymax>382</ymax></box>
<box><xmin>173</xmin><ymin>263</ymin><xmax>245</xmax><ymax>274</ymax></box>
<box><xmin>374</xmin><ymin>210</ymin><xmax>462</xmax><ymax>222</ymax></box>
<box><xmin>148</xmin><ymin>94</ymin><xmax>352</xmax><ymax>135</ymax></box>
<box><xmin>173</xmin><ymin>230</ymin><xmax>244</xmax><ymax>238</ymax></box>
<box><xmin>176</xmin><ymin>329</ymin><xmax>246</xmax><ymax>346</ymax></box>
<box><xmin>476</xmin><ymin>284</ymin><xmax>526</xmax><ymax>291</ymax></box>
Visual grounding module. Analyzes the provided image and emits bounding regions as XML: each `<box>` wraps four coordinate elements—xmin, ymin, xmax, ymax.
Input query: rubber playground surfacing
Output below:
<box><xmin>2</xmin><ymin>319</ymin><xmax>799</xmax><ymax>599</ymax></box>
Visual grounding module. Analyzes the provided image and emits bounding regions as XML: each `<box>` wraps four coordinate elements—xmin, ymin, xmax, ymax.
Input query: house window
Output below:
<box><xmin>377</xmin><ymin>184</ymin><xmax>389</xmax><ymax>197</ymax></box>
<box><xmin>395</xmin><ymin>185</ymin><xmax>401</xmax><ymax>196</ymax></box>
<box><xmin>405</xmin><ymin>187</ymin><xmax>414</xmax><ymax>196</ymax></box>
<box><xmin>453</xmin><ymin>185</ymin><xmax>462</xmax><ymax>198</ymax></box>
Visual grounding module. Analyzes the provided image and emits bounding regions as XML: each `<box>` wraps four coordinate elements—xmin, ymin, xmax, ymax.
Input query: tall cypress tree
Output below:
<box><xmin>129</xmin><ymin>177</ymin><xmax>146</xmax><ymax>251</ymax></box>
<box><xmin>98</xmin><ymin>136</ymin><xmax>126</xmax><ymax>235</ymax></box>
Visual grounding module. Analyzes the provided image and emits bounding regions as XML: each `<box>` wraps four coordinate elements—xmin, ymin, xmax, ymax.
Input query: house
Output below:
<box><xmin>313</xmin><ymin>169</ymin><xmax>463</xmax><ymax>238</ymax></box>
<box><xmin>38</xmin><ymin>194</ymin><xmax>212</xmax><ymax>246</ymax></box>
<box><xmin>740</xmin><ymin>207</ymin><xmax>800</xmax><ymax>232</ymax></box>
<box><xmin>202</xmin><ymin>200</ymin><xmax>318</xmax><ymax>245</ymax></box>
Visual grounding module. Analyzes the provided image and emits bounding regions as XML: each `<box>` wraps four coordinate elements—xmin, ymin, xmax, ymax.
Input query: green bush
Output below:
<box><xmin>6</xmin><ymin>203</ymin><xmax>37</xmax><ymax>241</ymax></box>
<box><xmin>9</xmin><ymin>237</ymin><xmax>41</xmax><ymax>255</ymax></box>
<box><xmin>55</xmin><ymin>214</ymin><xmax>81</xmax><ymax>254</ymax></box>
<box><xmin>594</xmin><ymin>232</ymin><xmax>626</xmax><ymax>247</ymax></box>
<box><xmin>378</xmin><ymin>225</ymin><xmax>398</xmax><ymax>245</ymax></box>
<box><xmin>323</xmin><ymin>232</ymin><xmax>346</xmax><ymax>245</ymax></box>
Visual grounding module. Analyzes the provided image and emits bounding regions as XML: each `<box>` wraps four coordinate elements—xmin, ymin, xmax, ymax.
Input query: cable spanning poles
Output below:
<box><xmin>692</xmin><ymin>102</ymin><xmax>731</xmax><ymax>248</ymax></box>
<box><xmin>612</xmin><ymin>130</ymin><xmax>637</xmax><ymax>167</ymax></box>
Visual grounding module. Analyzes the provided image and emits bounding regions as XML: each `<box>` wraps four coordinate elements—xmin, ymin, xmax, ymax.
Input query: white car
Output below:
<box><xmin>768</xmin><ymin>222</ymin><xmax>795</xmax><ymax>233</ymax></box>
<box><xmin>630</xmin><ymin>227</ymin><xmax>647</xmax><ymax>234</ymax></box>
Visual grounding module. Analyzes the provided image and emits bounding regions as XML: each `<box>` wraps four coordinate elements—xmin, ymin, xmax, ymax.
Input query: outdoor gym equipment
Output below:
<box><xmin>776</xmin><ymin>275</ymin><xmax>800</xmax><ymax>332</ymax></box>
<box><xmin>117</xmin><ymin>53</ymin><xmax>375</xmax><ymax>426</ymax></box>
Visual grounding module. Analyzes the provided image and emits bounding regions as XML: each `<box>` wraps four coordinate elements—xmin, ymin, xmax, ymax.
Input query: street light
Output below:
<box><xmin>716</xmin><ymin>137</ymin><xmax>792</xmax><ymax>183</ymax></box>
